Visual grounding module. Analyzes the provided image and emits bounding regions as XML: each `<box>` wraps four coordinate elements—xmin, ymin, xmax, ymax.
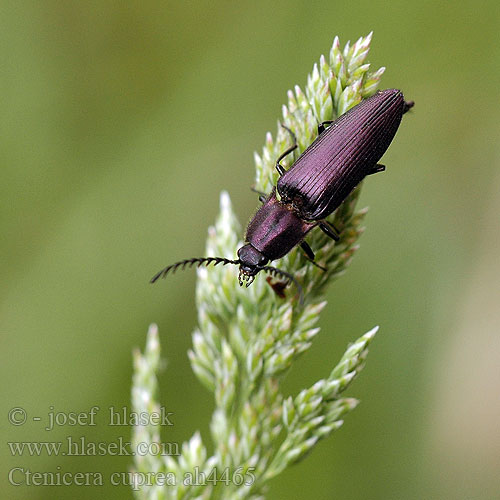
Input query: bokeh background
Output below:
<box><xmin>2</xmin><ymin>1</ymin><xmax>499</xmax><ymax>499</ymax></box>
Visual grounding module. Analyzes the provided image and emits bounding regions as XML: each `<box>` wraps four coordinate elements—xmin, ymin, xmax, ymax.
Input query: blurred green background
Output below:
<box><xmin>2</xmin><ymin>1</ymin><xmax>499</xmax><ymax>499</ymax></box>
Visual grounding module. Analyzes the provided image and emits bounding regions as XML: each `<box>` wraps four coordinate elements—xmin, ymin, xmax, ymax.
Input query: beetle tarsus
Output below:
<box><xmin>367</xmin><ymin>164</ymin><xmax>386</xmax><ymax>175</ymax></box>
<box><xmin>275</xmin><ymin>124</ymin><xmax>298</xmax><ymax>176</ymax></box>
<box><xmin>299</xmin><ymin>241</ymin><xmax>327</xmax><ymax>271</ymax></box>
<box><xmin>300</xmin><ymin>240</ymin><xmax>327</xmax><ymax>271</ymax></box>
<box><xmin>280</xmin><ymin>124</ymin><xmax>297</xmax><ymax>145</ymax></box>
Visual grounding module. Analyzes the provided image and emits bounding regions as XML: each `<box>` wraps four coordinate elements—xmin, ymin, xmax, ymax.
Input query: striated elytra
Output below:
<box><xmin>151</xmin><ymin>89</ymin><xmax>414</xmax><ymax>300</ymax></box>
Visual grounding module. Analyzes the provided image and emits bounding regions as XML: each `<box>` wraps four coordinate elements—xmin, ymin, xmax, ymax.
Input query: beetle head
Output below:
<box><xmin>151</xmin><ymin>249</ymin><xmax>303</xmax><ymax>303</ymax></box>
<box><xmin>237</xmin><ymin>244</ymin><xmax>268</xmax><ymax>287</ymax></box>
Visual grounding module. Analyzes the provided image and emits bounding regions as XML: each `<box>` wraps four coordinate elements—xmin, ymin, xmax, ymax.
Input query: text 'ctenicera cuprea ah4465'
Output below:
<box><xmin>151</xmin><ymin>89</ymin><xmax>414</xmax><ymax>302</ymax></box>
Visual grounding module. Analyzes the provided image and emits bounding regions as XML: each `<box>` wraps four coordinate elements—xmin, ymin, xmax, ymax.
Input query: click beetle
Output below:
<box><xmin>151</xmin><ymin>88</ymin><xmax>414</xmax><ymax>298</ymax></box>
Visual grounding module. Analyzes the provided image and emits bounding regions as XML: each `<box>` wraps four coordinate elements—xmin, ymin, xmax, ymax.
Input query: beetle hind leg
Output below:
<box><xmin>367</xmin><ymin>164</ymin><xmax>386</xmax><ymax>175</ymax></box>
<box><xmin>300</xmin><ymin>241</ymin><xmax>327</xmax><ymax>271</ymax></box>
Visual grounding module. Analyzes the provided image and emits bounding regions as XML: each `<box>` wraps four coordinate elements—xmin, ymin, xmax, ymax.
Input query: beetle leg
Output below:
<box><xmin>403</xmin><ymin>100</ymin><xmax>415</xmax><ymax>114</ymax></box>
<box><xmin>300</xmin><ymin>241</ymin><xmax>327</xmax><ymax>271</ymax></box>
<box><xmin>275</xmin><ymin>124</ymin><xmax>297</xmax><ymax>176</ymax></box>
<box><xmin>319</xmin><ymin>221</ymin><xmax>340</xmax><ymax>241</ymax></box>
<box><xmin>250</xmin><ymin>186</ymin><xmax>268</xmax><ymax>203</ymax></box>
<box><xmin>317</xmin><ymin>120</ymin><xmax>334</xmax><ymax>135</ymax></box>
<box><xmin>300</xmin><ymin>241</ymin><xmax>316</xmax><ymax>260</ymax></box>
<box><xmin>367</xmin><ymin>164</ymin><xmax>386</xmax><ymax>175</ymax></box>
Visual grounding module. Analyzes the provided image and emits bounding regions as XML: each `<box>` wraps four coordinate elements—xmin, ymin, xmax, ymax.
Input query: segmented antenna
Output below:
<box><xmin>150</xmin><ymin>257</ymin><xmax>240</xmax><ymax>283</ymax></box>
<box><xmin>260</xmin><ymin>265</ymin><xmax>304</xmax><ymax>305</ymax></box>
<box><xmin>150</xmin><ymin>257</ymin><xmax>303</xmax><ymax>305</ymax></box>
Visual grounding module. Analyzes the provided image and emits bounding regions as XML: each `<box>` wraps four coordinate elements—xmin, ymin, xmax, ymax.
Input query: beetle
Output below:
<box><xmin>151</xmin><ymin>88</ymin><xmax>414</xmax><ymax>298</ymax></box>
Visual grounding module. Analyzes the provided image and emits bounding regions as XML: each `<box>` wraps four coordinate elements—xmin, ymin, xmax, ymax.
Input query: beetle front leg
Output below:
<box><xmin>319</xmin><ymin>221</ymin><xmax>340</xmax><ymax>241</ymax></box>
<box><xmin>250</xmin><ymin>186</ymin><xmax>269</xmax><ymax>203</ymax></box>
<box><xmin>275</xmin><ymin>124</ymin><xmax>297</xmax><ymax>176</ymax></box>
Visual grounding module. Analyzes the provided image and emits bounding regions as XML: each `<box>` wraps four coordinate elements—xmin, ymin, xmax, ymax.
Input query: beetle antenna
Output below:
<box><xmin>260</xmin><ymin>265</ymin><xmax>304</xmax><ymax>305</ymax></box>
<box><xmin>150</xmin><ymin>257</ymin><xmax>241</xmax><ymax>283</ymax></box>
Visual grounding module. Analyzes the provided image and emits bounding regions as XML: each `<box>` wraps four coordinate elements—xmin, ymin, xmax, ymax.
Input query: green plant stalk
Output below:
<box><xmin>132</xmin><ymin>32</ymin><xmax>384</xmax><ymax>500</ymax></box>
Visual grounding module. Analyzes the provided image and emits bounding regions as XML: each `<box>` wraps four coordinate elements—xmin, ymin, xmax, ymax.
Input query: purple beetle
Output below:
<box><xmin>152</xmin><ymin>89</ymin><xmax>414</xmax><ymax>298</ymax></box>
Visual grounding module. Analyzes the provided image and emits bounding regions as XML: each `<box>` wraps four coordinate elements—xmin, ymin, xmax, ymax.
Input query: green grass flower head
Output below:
<box><xmin>133</xmin><ymin>32</ymin><xmax>383</xmax><ymax>499</ymax></box>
